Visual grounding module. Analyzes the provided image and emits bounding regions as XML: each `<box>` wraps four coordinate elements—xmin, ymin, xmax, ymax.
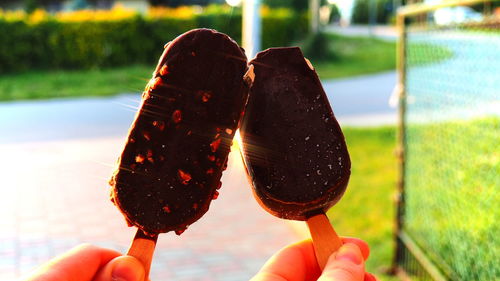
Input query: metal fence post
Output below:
<box><xmin>392</xmin><ymin>10</ymin><xmax>407</xmax><ymax>275</ymax></box>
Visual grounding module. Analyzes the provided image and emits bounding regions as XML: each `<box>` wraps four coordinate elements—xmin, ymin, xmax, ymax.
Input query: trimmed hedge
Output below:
<box><xmin>0</xmin><ymin>10</ymin><xmax>308</xmax><ymax>73</ymax></box>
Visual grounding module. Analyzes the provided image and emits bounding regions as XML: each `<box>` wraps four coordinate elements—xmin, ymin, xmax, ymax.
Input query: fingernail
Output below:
<box><xmin>111</xmin><ymin>257</ymin><xmax>144</xmax><ymax>281</ymax></box>
<box><xmin>335</xmin><ymin>243</ymin><xmax>363</xmax><ymax>265</ymax></box>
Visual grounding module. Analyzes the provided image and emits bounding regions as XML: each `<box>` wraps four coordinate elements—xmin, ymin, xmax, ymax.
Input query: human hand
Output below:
<box><xmin>251</xmin><ymin>237</ymin><xmax>378</xmax><ymax>281</ymax></box>
<box><xmin>23</xmin><ymin>244</ymin><xmax>145</xmax><ymax>281</ymax></box>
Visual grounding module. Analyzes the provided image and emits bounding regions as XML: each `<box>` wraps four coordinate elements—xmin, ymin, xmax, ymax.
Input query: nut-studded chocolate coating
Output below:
<box><xmin>240</xmin><ymin>47</ymin><xmax>351</xmax><ymax>221</ymax></box>
<box><xmin>110</xmin><ymin>29</ymin><xmax>249</xmax><ymax>235</ymax></box>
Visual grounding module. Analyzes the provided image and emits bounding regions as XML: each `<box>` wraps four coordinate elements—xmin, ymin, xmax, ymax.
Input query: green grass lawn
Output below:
<box><xmin>407</xmin><ymin>41</ymin><xmax>453</xmax><ymax>67</ymax></box>
<box><xmin>0</xmin><ymin>65</ymin><xmax>152</xmax><ymax>101</ymax></box>
<box><xmin>404</xmin><ymin>117</ymin><xmax>499</xmax><ymax>280</ymax></box>
<box><xmin>309</xmin><ymin>33</ymin><xmax>453</xmax><ymax>80</ymax></box>
<box><xmin>329</xmin><ymin>126</ymin><xmax>398</xmax><ymax>281</ymax></box>
<box><xmin>309</xmin><ymin>34</ymin><xmax>396</xmax><ymax>80</ymax></box>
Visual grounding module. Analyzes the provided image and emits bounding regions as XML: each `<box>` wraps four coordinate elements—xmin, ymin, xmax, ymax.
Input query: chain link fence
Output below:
<box><xmin>394</xmin><ymin>1</ymin><xmax>499</xmax><ymax>280</ymax></box>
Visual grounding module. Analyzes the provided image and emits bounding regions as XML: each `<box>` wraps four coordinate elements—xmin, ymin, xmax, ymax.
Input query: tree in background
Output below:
<box><xmin>24</xmin><ymin>0</ymin><xmax>64</xmax><ymax>12</ymax></box>
<box><xmin>87</xmin><ymin>0</ymin><xmax>114</xmax><ymax>9</ymax></box>
<box><xmin>70</xmin><ymin>0</ymin><xmax>89</xmax><ymax>10</ymax></box>
<box><xmin>329</xmin><ymin>3</ymin><xmax>340</xmax><ymax>23</ymax></box>
<box><xmin>24</xmin><ymin>0</ymin><xmax>40</xmax><ymax>13</ymax></box>
<box><xmin>351</xmin><ymin>0</ymin><xmax>394</xmax><ymax>24</ymax></box>
<box><xmin>263</xmin><ymin>0</ymin><xmax>309</xmax><ymax>12</ymax></box>
<box><xmin>147</xmin><ymin>0</ymin><xmax>218</xmax><ymax>7</ymax></box>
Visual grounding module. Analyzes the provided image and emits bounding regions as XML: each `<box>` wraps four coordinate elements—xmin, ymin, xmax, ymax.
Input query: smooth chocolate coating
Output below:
<box><xmin>109</xmin><ymin>29</ymin><xmax>249</xmax><ymax>235</ymax></box>
<box><xmin>240</xmin><ymin>47</ymin><xmax>350</xmax><ymax>221</ymax></box>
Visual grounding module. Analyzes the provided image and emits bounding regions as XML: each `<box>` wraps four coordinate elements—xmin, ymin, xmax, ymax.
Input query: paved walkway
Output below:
<box><xmin>0</xmin><ymin>73</ymin><xmax>396</xmax><ymax>280</ymax></box>
<box><xmin>0</xmin><ymin>71</ymin><xmax>397</xmax><ymax>145</ymax></box>
<box><xmin>324</xmin><ymin>71</ymin><xmax>397</xmax><ymax>126</ymax></box>
<box><xmin>0</xmin><ymin>138</ymin><xmax>300</xmax><ymax>280</ymax></box>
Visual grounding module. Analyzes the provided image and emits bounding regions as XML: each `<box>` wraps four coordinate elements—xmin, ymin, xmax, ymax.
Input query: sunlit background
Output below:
<box><xmin>1</xmin><ymin>0</ymin><xmax>499</xmax><ymax>280</ymax></box>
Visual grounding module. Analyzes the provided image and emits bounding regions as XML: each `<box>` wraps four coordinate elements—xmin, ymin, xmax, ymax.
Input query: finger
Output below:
<box><xmin>250</xmin><ymin>239</ymin><xmax>321</xmax><ymax>281</ymax></box>
<box><xmin>23</xmin><ymin>244</ymin><xmax>121</xmax><ymax>281</ymax></box>
<box><xmin>250</xmin><ymin>237</ymin><xmax>370</xmax><ymax>281</ymax></box>
<box><xmin>318</xmin><ymin>243</ymin><xmax>365</xmax><ymax>281</ymax></box>
<box><xmin>341</xmin><ymin>237</ymin><xmax>370</xmax><ymax>260</ymax></box>
<box><xmin>93</xmin><ymin>255</ymin><xmax>145</xmax><ymax>281</ymax></box>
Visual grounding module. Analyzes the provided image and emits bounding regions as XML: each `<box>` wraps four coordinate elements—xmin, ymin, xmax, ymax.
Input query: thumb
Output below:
<box><xmin>93</xmin><ymin>255</ymin><xmax>145</xmax><ymax>281</ymax></box>
<box><xmin>318</xmin><ymin>243</ymin><xmax>365</xmax><ymax>281</ymax></box>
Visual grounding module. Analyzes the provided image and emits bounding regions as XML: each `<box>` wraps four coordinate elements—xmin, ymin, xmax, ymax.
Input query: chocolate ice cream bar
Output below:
<box><xmin>109</xmin><ymin>29</ymin><xmax>249</xmax><ymax>235</ymax></box>
<box><xmin>240</xmin><ymin>47</ymin><xmax>351</xmax><ymax>221</ymax></box>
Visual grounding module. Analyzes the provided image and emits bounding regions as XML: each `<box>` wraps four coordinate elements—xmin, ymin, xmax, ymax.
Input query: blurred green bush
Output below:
<box><xmin>0</xmin><ymin>6</ymin><xmax>307</xmax><ymax>73</ymax></box>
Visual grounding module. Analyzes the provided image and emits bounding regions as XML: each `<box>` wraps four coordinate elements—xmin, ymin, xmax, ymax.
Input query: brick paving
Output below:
<box><xmin>0</xmin><ymin>137</ymin><xmax>302</xmax><ymax>281</ymax></box>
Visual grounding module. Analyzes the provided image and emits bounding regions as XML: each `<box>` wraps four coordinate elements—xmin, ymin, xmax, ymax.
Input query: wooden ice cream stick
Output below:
<box><xmin>127</xmin><ymin>229</ymin><xmax>158</xmax><ymax>281</ymax></box>
<box><xmin>306</xmin><ymin>213</ymin><xmax>343</xmax><ymax>270</ymax></box>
